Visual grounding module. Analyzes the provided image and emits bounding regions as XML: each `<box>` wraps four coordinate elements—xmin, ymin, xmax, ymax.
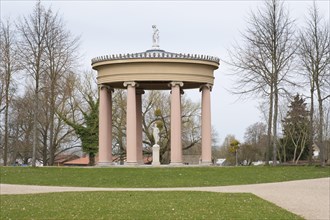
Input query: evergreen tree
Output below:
<box><xmin>282</xmin><ymin>94</ymin><xmax>310</xmax><ymax>163</ymax></box>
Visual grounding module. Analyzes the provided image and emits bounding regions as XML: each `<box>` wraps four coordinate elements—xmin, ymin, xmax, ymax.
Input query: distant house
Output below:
<box><xmin>63</xmin><ymin>155</ymin><xmax>98</xmax><ymax>166</ymax></box>
<box><xmin>54</xmin><ymin>154</ymin><xmax>80</xmax><ymax>166</ymax></box>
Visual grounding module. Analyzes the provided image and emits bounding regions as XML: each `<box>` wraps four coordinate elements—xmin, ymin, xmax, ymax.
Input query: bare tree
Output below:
<box><xmin>16</xmin><ymin>2</ymin><xmax>49</xmax><ymax>166</ymax></box>
<box><xmin>298</xmin><ymin>3</ymin><xmax>330</xmax><ymax>166</ymax></box>
<box><xmin>243</xmin><ymin>122</ymin><xmax>268</xmax><ymax>163</ymax></box>
<box><xmin>9</xmin><ymin>88</ymin><xmax>35</xmax><ymax>164</ymax></box>
<box><xmin>229</xmin><ymin>0</ymin><xmax>296</xmax><ymax>164</ymax></box>
<box><xmin>244</xmin><ymin>122</ymin><xmax>267</xmax><ymax>146</ymax></box>
<box><xmin>43</xmin><ymin>8</ymin><xmax>79</xmax><ymax>165</ymax></box>
<box><xmin>16</xmin><ymin>2</ymin><xmax>80</xmax><ymax>166</ymax></box>
<box><xmin>0</xmin><ymin>19</ymin><xmax>19</xmax><ymax>165</ymax></box>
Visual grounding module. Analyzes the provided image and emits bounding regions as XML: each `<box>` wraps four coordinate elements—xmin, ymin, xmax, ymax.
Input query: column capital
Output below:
<box><xmin>199</xmin><ymin>83</ymin><xmax>213</xmax><ymax>92</ymax></box>
<box><xmin>99</xmin><ymin>84</ymin><xmax>113</xmax><ymax>92</ymax></box>
<box><xmin>169</xmin><ymin>81</ymin><xmax>184</xmax><ymax>88</ymax></box>
<box><xmin>123</xmin><ymin>81</ymin><xmax>138</xmax><ymax>88</ymax></box>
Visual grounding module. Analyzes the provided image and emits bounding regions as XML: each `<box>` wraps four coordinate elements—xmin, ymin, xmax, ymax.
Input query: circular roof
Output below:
<box><xmin>92</xmin><ymin>49</ymin><xmax>220</xmax><ymax>90</ymax></box>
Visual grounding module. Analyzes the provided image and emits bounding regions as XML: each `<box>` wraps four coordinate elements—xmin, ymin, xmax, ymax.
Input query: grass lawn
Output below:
<box><xmin>0</xmin><ymin>166</ymin><xmax>329</xmax><ymax>187</ymax></box>
<box><xmin>0</xmin><ymin>191</ymin><xmax>303</xmax><ymax>220</ymax></box>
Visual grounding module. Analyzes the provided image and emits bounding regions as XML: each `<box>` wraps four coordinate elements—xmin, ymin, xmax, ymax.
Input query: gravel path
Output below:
<box><xmin>1</xmin><ymin>177</ymin><xmax>329</xmax><ymax>220</ymax></box>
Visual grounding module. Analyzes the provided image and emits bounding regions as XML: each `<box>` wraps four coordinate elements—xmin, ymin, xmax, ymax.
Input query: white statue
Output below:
<box><xmin>152</xmin><ymin>25</ymin><xmax>159</xmax><ymax>48</ymax></box>
<box><xmin>153</xmin><ymin>123</ymin><xmax>160</xmax><ymax>145</ymax></box>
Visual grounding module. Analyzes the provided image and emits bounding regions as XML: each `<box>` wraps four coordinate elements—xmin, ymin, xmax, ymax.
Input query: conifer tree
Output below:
<box><xmin>282</xmin><ymin>94</ymin><xmax>310</xmax><ymax>163</ymax></box>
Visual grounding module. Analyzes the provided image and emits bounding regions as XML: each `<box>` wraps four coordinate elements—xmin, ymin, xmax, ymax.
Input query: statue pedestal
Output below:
<box><xmin>152</xmin><ymin>144</ymin><xmax>160</xmax><ymax>166</ymax></box>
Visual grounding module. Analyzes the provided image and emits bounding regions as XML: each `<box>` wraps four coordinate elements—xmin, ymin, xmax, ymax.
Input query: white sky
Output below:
<box><xmin>1</xmin><ymin>0</ymin><xmax>329</xmax><ymax>145</ymax></box>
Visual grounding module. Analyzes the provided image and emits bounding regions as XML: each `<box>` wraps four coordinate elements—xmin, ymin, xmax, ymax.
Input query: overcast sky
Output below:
<box><xmin>1</xmin><ymin>0</ymin><xmax>329</xmax><ymax>144</ymax></box>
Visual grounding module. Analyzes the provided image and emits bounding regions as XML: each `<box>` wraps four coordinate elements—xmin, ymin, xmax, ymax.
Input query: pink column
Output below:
<box><xmin>98</xmin><ymin>85</ymin><xmax>113</xmax><ymax>166</ymax></box>
<box><xmin>170</xmin><ymin>82</ymin><xmax>184</xmax><ymax>165</ymax></box>
<box><xmin>124</xmin><ymin>81</ymin><xmax>138</xmax><ymax>165</ymax></box>
<box><xmin>201</xmin><ymin>84</ymin><xmax>212</xmax><ymax>165</ymax></box>
<box><xmin>136</xmin><ymin>89</ymin><xmax>144</xmax><ymax>164</ymax></box>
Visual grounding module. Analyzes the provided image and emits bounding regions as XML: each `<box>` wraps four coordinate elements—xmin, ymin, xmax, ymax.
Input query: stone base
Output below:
<box><xmin>201</xmin><ymin>161</ymin><xmax>213</xmax><ymax>166</ymax></box>
<box><xmin>97</xmin><ymin>162</ymin><xmax>113</xmax><ymax>167</ymax></box>
<box><xmin>170</xmin><ymin>162</ymin><xmax>183</xmax><ymax>166</ymax></box>
<box><xmin>125</xmin><ymin>162</ymin><xmax>138</xmax><ymax>166</ymax></box>
<box><xmin>152</xmin><ymin>162</ymin><xmax>161</xmax><ymax>166</ymax></box>
<box><xmin>152</xmin><ymin>144</ymin><xmax>161</xmax><ymax>166</ymax></box>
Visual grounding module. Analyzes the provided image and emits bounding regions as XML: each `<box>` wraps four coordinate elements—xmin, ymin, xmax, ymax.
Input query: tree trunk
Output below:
<box><xmin>296</xmin><ymin>138</ymin><xmax>307</xmax><ymax>164</ymax></box>
<box><xmin>48</xmin><ymin>79</ymin><xmax>56</xmax><ymax>165</ymax></box>
<box><xmin>272</xmin><ymin>84</ymin><xmax>279</xmax><ymax>165</ymax></box>
<box><xmin>32</xmin><ymin>79</ymin><xmax>39</xmax><ymax>167</ymax></box>
<box><xmin>271</xmin><ymin>0</ymin><xmax>279</xmax><ymax>166</ymax></box>
<box><xmin>314</xmin><ymin>62</ymin><xmax>324</xmax><ymax>166</ymax></box>
<box><xmin>3</xmin><ymin>68</ymin><xmax>10</xmax><ymax>166</ymax></box>
<box><xmin>89</xmin><ymin>152</ymin><xmax>95</xmax><ymax>166</ymax></box>
<box><xmin>317</xmin><ymin>88</ymin><xmax>325</xmax><ymax>166</ymax></box>
<box><xmin>293</xmin><ymin>142</ymin><xmax>298</xmax><ymax>163</ymax></box>
<box><xmin>266</xmin><ymin>85</ymin><xmax>273</xmax><ymax>164</ymax></box>
<box><xmin>309</xmin><ymin>86</ymin><xmax>314</xmax><ymax>164</ymax></box>
<box><xmin>283</xmin><ymin>142</ymin><xmax>287</xmax><ymax>163</ymax></box>
<box><xmin>42</xmin><ymin>128</ymin><xmax>48</xmax><ymax>165</ymax></box>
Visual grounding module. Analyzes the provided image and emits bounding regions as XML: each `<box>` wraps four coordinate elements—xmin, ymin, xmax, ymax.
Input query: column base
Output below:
<box><xmin>201</xmin><ymin>161</ymin><xmax>213</xmax><ymax>166</ymax></box>
<box><xmin>125</xmin><ymin>162</ymin><xmax>138</xmax><ymax>166</ymax></box>
<box><xmin>170</xmin><ymin>162</ymin><xmax>183</xmax><ymax>166</ymax></box>
<box><xmin>97</xmin><ymin>162</ymin><xmax>113</xmax><ymax>167</ymax></box>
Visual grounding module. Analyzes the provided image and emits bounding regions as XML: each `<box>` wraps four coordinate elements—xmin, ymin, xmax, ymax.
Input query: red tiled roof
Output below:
<box><xmin>63</xmin><ymin>155</ymin><xmax>99</xmax><ymax>165</ymax></box>
<box><xmin>54</xmin><ymin>154</ymin><xmax>79</xmax><ymax>163</ymax></box>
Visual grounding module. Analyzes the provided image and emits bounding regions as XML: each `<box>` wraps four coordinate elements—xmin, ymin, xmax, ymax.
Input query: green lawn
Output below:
<box><xmin>0</xmin><ymin>191</ymin><xmax>303</xmax><ymax>220</ymax></box>
<box><xmin>0</xmin><ymin>166</ymin><xmax>329</xmax><ymax>187</ymax></box>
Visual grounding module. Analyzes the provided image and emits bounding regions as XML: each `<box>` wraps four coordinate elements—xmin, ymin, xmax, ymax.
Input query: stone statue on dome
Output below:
<box><xmin>152</xmin><ymin>25</ymin><xmax>160</xmax><ymax>48</ymax></box>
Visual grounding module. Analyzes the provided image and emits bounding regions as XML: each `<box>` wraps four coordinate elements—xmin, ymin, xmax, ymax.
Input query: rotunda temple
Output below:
<box><xmin>92</xmin><ymin>26</ymin><xmax>219</xmax><ymax>166</ymax></box>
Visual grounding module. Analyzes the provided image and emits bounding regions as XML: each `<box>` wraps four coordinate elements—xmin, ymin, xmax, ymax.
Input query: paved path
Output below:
<box><xmin>1</xmin><ymin>178</ymin><xmax>329</xmax><ymax>220</ymax></box>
